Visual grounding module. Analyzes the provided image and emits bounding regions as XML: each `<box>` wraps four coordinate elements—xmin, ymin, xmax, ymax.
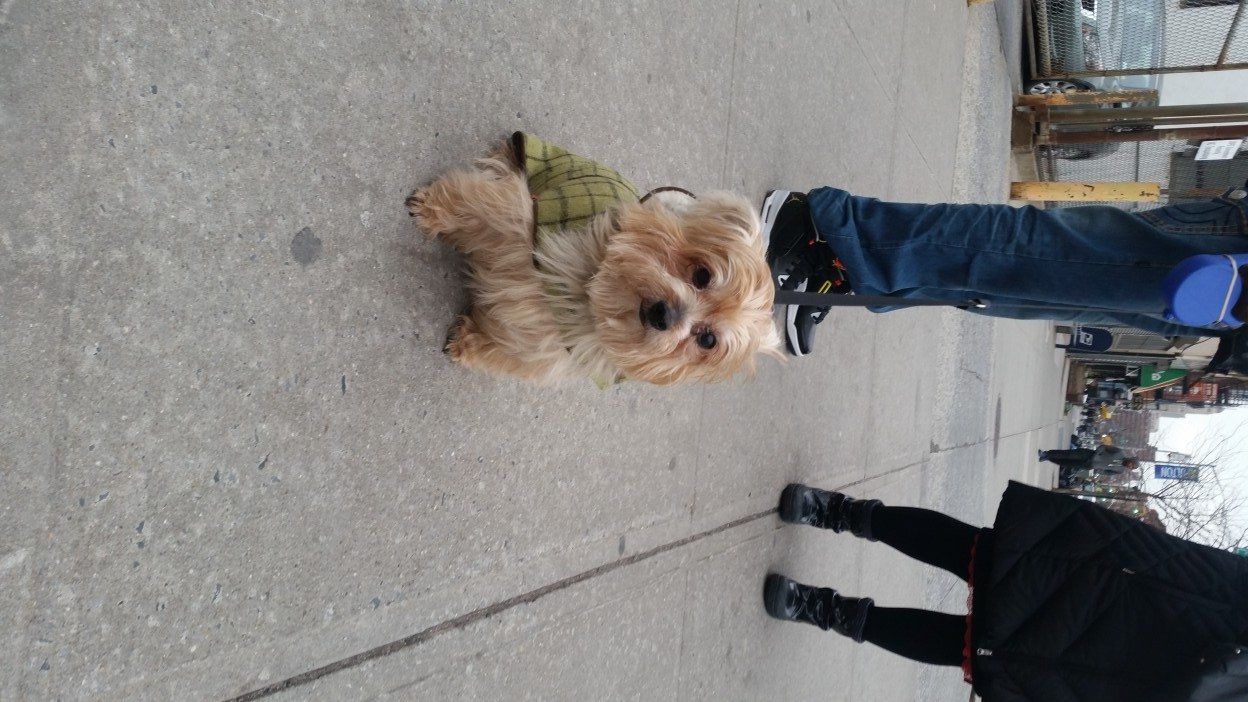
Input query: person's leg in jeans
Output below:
<box><xmin>804</xmin><ymin>188</ymin><xmax>1248</xmax><ymax>334</ymax></box>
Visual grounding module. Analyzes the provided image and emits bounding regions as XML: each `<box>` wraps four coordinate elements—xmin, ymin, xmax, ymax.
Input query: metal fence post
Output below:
<box><xmin>1044</xmin><ymin>103</ymin><xmax>1248</xmax><ymax>126</ymax></box>
<box><xmin>1015</xmin><ymin>90</ymin><xmax>1160</xmax><ymax>109</ymax></box>
<box><xmin>1043</xmin><ymin>124</ymin><xmax>1248</xmax><ymax>146</ymax></box>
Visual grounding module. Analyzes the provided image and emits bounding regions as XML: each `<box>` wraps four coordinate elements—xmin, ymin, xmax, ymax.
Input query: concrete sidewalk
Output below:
<box><xmin>1</xmin><ymin>1</ymin><xmax>1062</xmax><ymax>700</ymax></box>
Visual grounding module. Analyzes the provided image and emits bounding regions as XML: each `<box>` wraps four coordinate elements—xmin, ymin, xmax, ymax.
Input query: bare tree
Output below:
<box><xmin>1148</xmin><ymin>418</ymin><xmax>1248</xmax><ymax>549</ymax></box>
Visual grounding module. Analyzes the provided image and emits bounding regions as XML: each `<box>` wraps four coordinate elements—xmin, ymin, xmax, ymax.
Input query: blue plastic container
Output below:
<box><xmin>1162</xmin><ymin>254</ymin><xmax>1248</xmax><ymax>329</ymax></box>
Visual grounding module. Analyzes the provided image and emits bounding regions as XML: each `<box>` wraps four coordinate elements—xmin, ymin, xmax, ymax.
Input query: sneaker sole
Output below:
<box><xmin>759</xmin><ymin>189</ymin><xmax>789</xmax><ymax>254</ymax></box>
<box><xmin>763</xmin><ymin>189</ymin><xmax>814</xmax><ymax>355</ymax></box>
<box><xmin>784</xmin><ymin>280</ymin><xmax>809</xmax><ymax>358</ymax></box>
<box><xmin>761</xmin><ymin>189</ymin><xmax>805</xmax><ymax>286</ymax></box>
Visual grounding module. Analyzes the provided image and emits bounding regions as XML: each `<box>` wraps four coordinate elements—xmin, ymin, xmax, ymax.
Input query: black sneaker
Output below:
<box><xmin>784</xmin><ymin>291</ymin><xmax>824</xmax><ymax>357</ymax></box>
<box><xmin>785</xmin><ymin>256</ymin><xmax>850</xmax><ymax>357</ymax></box>
<box><xmin>760</xmin><ymin>190</ymin><xmax>818</xmax><ymax>287</ymax></box>
<box><xmin>761</xmin><ymin>190</ymin><xmax>851</xmax><ymax>357</ymax></box>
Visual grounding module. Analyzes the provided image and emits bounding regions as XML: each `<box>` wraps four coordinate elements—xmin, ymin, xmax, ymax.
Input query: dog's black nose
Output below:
<box><xmin>641</xmin><ymin>301</ymin><xmax>680</xmax><ymax>331</ymax></box>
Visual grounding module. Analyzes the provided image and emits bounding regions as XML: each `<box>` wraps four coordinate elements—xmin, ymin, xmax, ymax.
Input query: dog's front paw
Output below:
<box><xmin>406</xmin><ymin>187</ymin><xmax>438</xmax><ymax>236</ymax></box>
<box><xmin>405</xmin><ymin>188</ymin><xmax>426</xmax><ymax>217</ymax></box>
<box><xmin>407</xmin><ymin>181</ymin><xmax>468</xmax><ymax>240</ymax></box>
<box><xmin>443</xmin><ymin>319</ymin><xmax>461</xmax><ymax>358</ymax></box>
<box><xmin>443</xmin><ymin>313</ymin><xmax>473</xmax><ymax>361</ymax></box>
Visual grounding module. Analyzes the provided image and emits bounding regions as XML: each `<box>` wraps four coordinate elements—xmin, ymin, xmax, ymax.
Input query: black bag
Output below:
<box><xmin>1205</xmin><ymin>326</ymin><xmax>1248</xmax><ymax>376</ymax></box>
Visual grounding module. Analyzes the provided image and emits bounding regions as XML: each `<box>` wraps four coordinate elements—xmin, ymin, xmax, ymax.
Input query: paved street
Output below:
<box><xmin>2</xmin><ymin>1</ymin><xmax>1065</xmax><ymax>700</ymax></box>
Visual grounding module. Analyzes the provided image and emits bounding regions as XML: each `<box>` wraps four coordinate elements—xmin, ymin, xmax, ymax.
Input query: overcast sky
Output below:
<box><xmin>1147</xmin><ymin>406</ymin><xmax>1248</xmax><ymax>544</ymax></box>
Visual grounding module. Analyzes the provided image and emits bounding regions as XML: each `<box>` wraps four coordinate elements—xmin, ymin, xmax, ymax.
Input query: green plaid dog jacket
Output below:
<box><xmin>512</xmin><ymin>132</ymin><xmax>639</xmax><ymax>241</ymax></box>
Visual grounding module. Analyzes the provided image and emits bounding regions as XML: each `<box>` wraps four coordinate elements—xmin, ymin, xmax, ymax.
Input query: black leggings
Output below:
<box><xmin>860</xmin><ymin>506</ymin><xmax>978</xmax><ymax>668</ymax></box>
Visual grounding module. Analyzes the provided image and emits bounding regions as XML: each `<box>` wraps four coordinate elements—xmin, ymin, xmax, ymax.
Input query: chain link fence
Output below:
<box><xmin>1030</xmin><ymin>0</ymin><xmax>1248</xmax><ymax>79</ymax></box>
<box><xmin>1039</xmin><ymin>139</ymin><xmax>1248</xmax><ymax>210</ymax></box>
<box><xmin>1026</xmin><ymin>1</ymin><xmax>1248</xmax><ymax>364</ymax></box>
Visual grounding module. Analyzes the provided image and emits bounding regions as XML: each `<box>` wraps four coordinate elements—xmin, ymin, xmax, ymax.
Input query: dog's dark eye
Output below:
<box><xmin>691</xmin><ymin>266</ymin><xmax>712</xmax><ymax>290</ymax></box>
<box><xmin>696</xmin><ymin>330</ymin><xmax>717</xmax><ymax>350</ymax></box>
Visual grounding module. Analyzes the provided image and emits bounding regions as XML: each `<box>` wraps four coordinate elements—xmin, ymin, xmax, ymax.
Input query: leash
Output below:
<box><xmin>772</xmin><ymin>288</ymin><xmax>1134</xmax><ymax>313</ymax></box>
<box><xmin>774</xmin><ymin>289</ymin><xmax>987</xmax><ymax>309</ymax></box>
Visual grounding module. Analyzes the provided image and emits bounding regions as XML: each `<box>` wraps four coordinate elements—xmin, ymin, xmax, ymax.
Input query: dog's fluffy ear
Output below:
<box><xmin>682</xmin><ymin>191</ymin><xmax>764</xmax><ymax>249</ymax></box>
<box><xmin>761</xmin><ymin>322</ymin><xmax>786</xmax><ymax>361</ymax></box>
<box><xmin>641</xmin><ymin>187</ymin><xmax>697</xmax><ymax>216</ymax></box>
<box><xmin>642</xmin><ymin>189</ymin><xmax>761</xmax><ymax>248</ymax></box>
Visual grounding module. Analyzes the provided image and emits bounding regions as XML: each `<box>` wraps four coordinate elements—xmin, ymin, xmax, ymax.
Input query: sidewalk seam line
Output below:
<box><xmin>227</xmin><ymin>466</ymin><xmax>929</xmax><ymax>701</ymax></box>
<box><xmin>717</xmin><ymin>0</ymin><xmax>742</xmax><ymax>188</ymax></box>
<box><xmin>224</xmin><ymin>506</ymin><xmax>778</xmax><ymax>701</ymax></box>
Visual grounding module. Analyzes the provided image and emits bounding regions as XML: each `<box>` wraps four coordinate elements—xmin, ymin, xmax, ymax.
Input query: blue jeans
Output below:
<box><xmin>806</xmin><ymin>188</ymin><xmax>1248</xmax><ymax>338</ymax></box>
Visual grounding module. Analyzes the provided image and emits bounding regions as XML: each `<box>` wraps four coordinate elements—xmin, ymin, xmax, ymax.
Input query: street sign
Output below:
<box><xmin>1137</xmin><ymin>364</ymin><xmax>1187</xmax><ymax>391</ymax></box>
<box><xmin>1064</xmin><ymin>326</ymin><xmax>1114</xmax><ymax>353</ymax></box>
<box><xmin>1196</xmin><ymin>139</ymin><xmax>1244</xmax><ymax>161</ymax></box>
<box><xmin>1155</xmin><ymin>463</ymin><xmax>1201</xmax><ymax>482</ymax></box>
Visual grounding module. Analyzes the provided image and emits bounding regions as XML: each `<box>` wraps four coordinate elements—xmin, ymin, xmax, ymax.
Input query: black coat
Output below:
<box><xmin>971</xmin><ymin>482</ymin><xmax>1248</xmax><ymax>702</ymax></box>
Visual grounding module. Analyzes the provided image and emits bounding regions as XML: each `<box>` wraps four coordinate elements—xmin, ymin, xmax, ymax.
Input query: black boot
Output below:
<box><xmin>778</xmin><ymin>483</ymin><xmax>882</xmax><ymax>540</ymax></box>
<box><xmin>763</xmin><ymin>574</ymin><xmax>873</xmax><ymax>642</ymax></box>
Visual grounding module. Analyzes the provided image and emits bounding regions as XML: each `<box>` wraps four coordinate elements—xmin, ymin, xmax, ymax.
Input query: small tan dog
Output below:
<box><xmin>407</xmin><ymin>133</ymin><xmax>781</xmax><ymax>386</ymax></box>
